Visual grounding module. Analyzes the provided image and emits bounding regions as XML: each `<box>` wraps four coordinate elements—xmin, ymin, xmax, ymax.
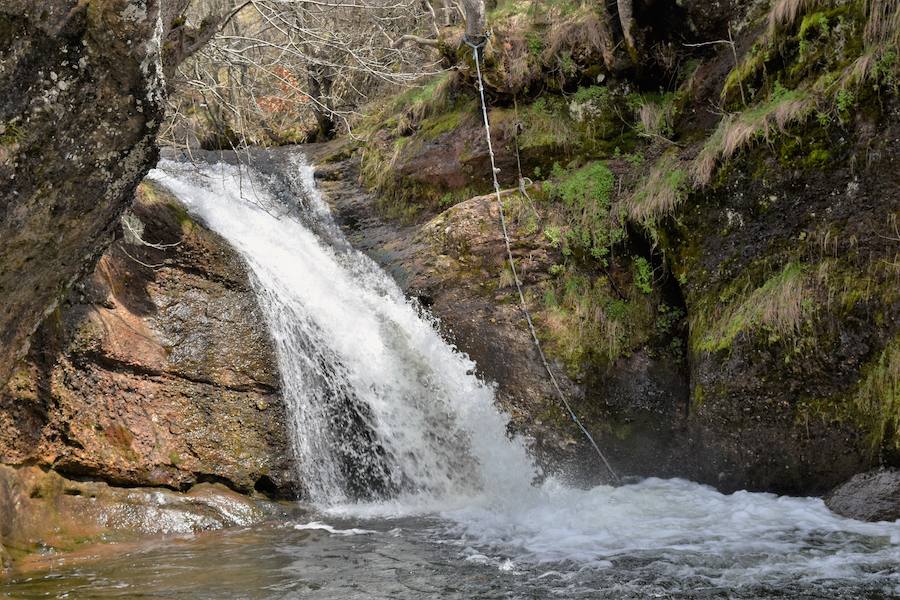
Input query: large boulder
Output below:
<box><xmin>0</xmin><ymin>0</ymin><xmax>166</xmax><ymax>387</ymax></box>
<box><xmin>826</xmin><ymin>469</ymin><xmax>900</xmax><ymax>523</ymax></box>
<box><xmin>0</xmin><ymin>182</ymin><xmax>298</xmax><ymax>497</ymax></box>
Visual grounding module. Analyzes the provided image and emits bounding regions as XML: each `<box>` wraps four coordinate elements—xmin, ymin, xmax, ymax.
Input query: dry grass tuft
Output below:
<box><xmin>637</xmin><ymin>100</ymin><xmax>673</xmax><ymax>139</ymax></box>
<box><xmin>768</xmin><ymin>0</ymin><xmax>822</xmax><ymax>35</ymax></box>
<box><xmin>690</xmin><ymin>121</ymin><xmax>727</xmax><ymax>187</ymax></box>
<box><xmin>865</xmin><ymin>0</ymin><xmax>900</xmax><ymax>46</ymax></box>
<box><xmin>694</xmin><ymin>263</ymin><xmax>811</xmax><ymax>352</ymax></box>
<box><xmin>691</xmin><ymin>88</ymin><xmax>814</xmax><ymax>187</ymax></box>
<box><xmin>545</xmin><ymin>7</ymin><xmax>615</xmax><ymax>69</ymax></box>
<box><xmin>845</xmin><ymin>52</ymin><xmax>877</xmax><ymax>86</ymax></box>
<box><xmin>626</xmin><ymin>153</ymin><xmax>688</xmax><ymax>226</ymax></box>
<box><xmin>721</xmin><ymin>118</ymin><xmax>765</xmax><ymax>156</ymax></box>
<box><xmin>493</xmin><ymin>15</ymin><xmax>542</xmax><ymax>93</ymax></box>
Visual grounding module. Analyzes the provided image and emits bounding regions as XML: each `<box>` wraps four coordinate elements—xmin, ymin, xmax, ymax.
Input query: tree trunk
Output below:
<box><xmin>441</xmin><ymin>0</ymin><xmax>453</xmax><ymax>26</ymax></box>
<box><xmin>461</xmin><ymin>0</ymin><xmax>486</xmax><ymax>44</ymax></box>
<box><xmin>307</xmin><ymin>65</ymin><xmax>336</xmax><ymax>141</ymax></box>
<box><xmin>617</xmin><ymin>0</ymin><xmax>637</xmax><ymax>56</ymax></box>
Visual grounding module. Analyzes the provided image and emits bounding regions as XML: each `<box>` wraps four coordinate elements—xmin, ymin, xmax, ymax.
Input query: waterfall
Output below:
<box><xmin>147</xmin><ymin>156</ymin><xmax>537</xmax><ymax>506</ymax></box>
<box><xmin>144</xmin><ymin>155</ymin><xmax>900</xmax><ymax>589</ymax></box>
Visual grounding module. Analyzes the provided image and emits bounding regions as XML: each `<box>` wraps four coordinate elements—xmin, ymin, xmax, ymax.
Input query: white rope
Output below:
<box><xmin>465</xmin><ymin>40</ymin><xmax>620</xmax><ymax>484</ymax></box>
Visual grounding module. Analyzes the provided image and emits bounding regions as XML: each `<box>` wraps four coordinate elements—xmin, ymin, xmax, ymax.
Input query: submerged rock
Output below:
<box><xmin>0</xmin><ymin>464</ymin><xmax>290</xmax><ymax>570</ymax></box>
<box><xmin>826</xmin><ymin>469</ymin><xmax>900</xmax><ymax>523</ymax></box>
<box><xmin>0</xmin><ymin>182</ymin><xmax>298</xmax><ymax>498</ymax></box>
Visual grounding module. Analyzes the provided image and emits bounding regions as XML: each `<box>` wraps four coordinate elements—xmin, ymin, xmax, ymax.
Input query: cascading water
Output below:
<box><xmin>148</xmin><ymin>156</ymin><xmax>537</xmax><ymax>506</ymax></box>
<box><xmin>130</xmin><ymin>154</ymin><xmax>900</xmax><ymax>598</ymax></box>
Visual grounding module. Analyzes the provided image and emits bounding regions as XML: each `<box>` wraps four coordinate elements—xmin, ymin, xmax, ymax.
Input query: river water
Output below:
<box><xmin>2</xmin><ymin>154</ymin><xmax>897</xmax><ymax>599</ymax></box>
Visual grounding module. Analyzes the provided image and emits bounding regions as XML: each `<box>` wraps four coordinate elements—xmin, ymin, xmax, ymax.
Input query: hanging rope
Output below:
<box><xmin>464</xmin><ymin>38</ymin><xmax>620</xmax><ymax>484</ymax></box>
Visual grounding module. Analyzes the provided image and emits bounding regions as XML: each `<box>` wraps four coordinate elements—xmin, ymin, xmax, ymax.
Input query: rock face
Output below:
<box><xmin>667</xmin><ymin>104</ymin><xmax>900</xmax><ymax>494</ymax></box>
<box><xmin>826</xmin><ymin>469</ymin><xmax>900</xmax><ymax>522</ymax></box>
<box><xmin>0</xmin><ymin>0</ymin><xmax>167</xmax><ymax>387</ymax></box>
<box><xmin>0</xmin><ymin>182</ymin><xmax>298</xmax><ymax>498</ymax></box>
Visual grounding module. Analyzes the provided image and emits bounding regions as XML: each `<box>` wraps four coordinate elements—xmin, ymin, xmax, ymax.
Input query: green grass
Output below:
<box><xmin>519</xmin><ymin>96</ymin><xmax>575</xmax><ymax>149</ymax></box>
<box><xmin>540</xmin><ymin>274</ymin><xmax>628</xmax><ymax>373</ymax></box>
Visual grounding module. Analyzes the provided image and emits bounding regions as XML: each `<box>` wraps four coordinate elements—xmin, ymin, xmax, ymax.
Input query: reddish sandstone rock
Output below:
<box><xmin>0</xmin><ymin>182</ymin><xmax>298</xmax><ymax>497</ymax></box>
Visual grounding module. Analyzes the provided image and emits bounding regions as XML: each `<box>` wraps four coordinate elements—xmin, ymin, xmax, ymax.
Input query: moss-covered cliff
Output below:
<box><xmin>337</xmin><ymin>0</ymin><xmax>900</xmax><ymax>493</ymax></box>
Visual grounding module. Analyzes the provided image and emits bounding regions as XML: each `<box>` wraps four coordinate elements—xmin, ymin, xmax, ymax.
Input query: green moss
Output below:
<box><xmin>519</xmin><ymin>96</ymin><xmax>575</xmax><ymax>150</ymax></box>
<box><xmin>418</xmin><ymin>104</ymin><xmax>473</xmax><ymax>140</ymax></box>
<box><xmin>801</xmin><ymin>336</ymin><xmax>900</xmax><ymax>456</ymax></box>
<box><xmin>722</xmin><ymin>44</ymin><xmax>769</xmax><ymax>104</ymax></box>
<box><xmin>798</xmin><ymin>12</ymin><xmax>831</xmax><ymax>40</ymax></box>
<box><xmin>692</xmin><ymin>383</ymin><xmax>706</xmax><ymax>408</ymax></box>
<box><xmin>853</xmin><ymin>337</ymin><xmax>900</xmax><ymax>453</ymax></box>
<box><xmin>804</xmin><ymin>147</ymin><xmax>831</xmax><ymax>167</ymax></box>
<box><xmin>388</xmin><ymin>72</ymin><xmax>452</xmax><ymax>117</ymax></box>
<box><xmin>538</xmin><ymin>274</ymin><xmax>635</xmax><ymax>375</ymax></box>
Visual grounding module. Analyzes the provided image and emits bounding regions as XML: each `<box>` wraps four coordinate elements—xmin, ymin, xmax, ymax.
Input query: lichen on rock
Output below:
<box><xmin>0</xmin><ymin>0</ymin><xmax>167</xmax><ymax>387</ymax></box>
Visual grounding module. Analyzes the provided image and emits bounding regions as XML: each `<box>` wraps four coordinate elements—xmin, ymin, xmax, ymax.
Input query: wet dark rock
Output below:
<box><xmin>825</xmin><ymin>469</ymin><xmax>900</xmax><ymax>522</ymax></box>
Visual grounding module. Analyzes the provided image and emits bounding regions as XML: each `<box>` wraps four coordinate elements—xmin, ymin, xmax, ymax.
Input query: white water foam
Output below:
<box><xmin>294</xmin><ymin>522</ymin><xmax>377</xmax><ymax>536</ymax></box>
<box><xmin>147</xmin><ymin>156</ymin><xmax>900</xmax><ymax>589</ymax></box>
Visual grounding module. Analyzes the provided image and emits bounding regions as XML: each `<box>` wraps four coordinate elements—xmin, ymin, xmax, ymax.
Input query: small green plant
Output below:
<box><xmin>527</xmin><ymin>32</ymin><xmax>543</xmax><ymax>55</ymax></box>
<box><xmin>560</xmin><ymin>52</ymin><xmax>577</xmax><ymax>77</ymax></box>
<box><xmin>625</xmin><ymin>151</ymin><xmax>645</xmax><ymax>167</ymax></box>
<box><xmin>551</xmin><ymin>161</ymin><xmax>565</xmax><ymax>179</ymax></box>
<box><xmin>544</xmin><ymin>226</ymin><xmax>563</xmax><ymax>247</ymax></box>
<box><xmin>549</xmin><ymin>264</ymin><xmax>565</xmax><ymax>276</ymax></box>
<box><xmin>545</xmin><ymin>162</ymin><xmax>622</xmax><ymax>265</ymax></box>
<box><xmin>656</xmin><ymin>302</ymin><xmax>685</xmax><ymax>335</ymax></box>
<box><xmin>572</xmin><ymin>85</ymin><xmax>611</xmax><ymax>105</ymax></box>
<box><xmin>633</xmin><ymin>257</ymin><xmax>653</xmax><ymax>294</ymax></box>
<box><xmin>0</xmin><ymin>121</ymin><xmax>24</xmax><ymax>145</ymax></box>
<box><xmin>872</xmin><ymin>50</ymin><xmax>897</xmax><ymax>89</ymax></box>
<box><xmin>799</xmin><ymin>12</ymin><xmax>830</xmax><ymax>40</ymax></box>
<box><xmin>836</xmin><ymin>88</ymin><xmax>855</xmax><ymax>115</ymax></box>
